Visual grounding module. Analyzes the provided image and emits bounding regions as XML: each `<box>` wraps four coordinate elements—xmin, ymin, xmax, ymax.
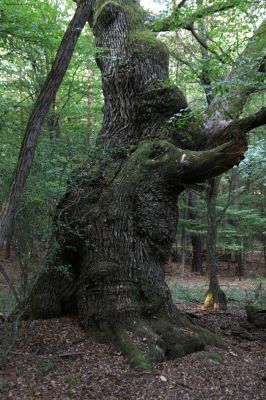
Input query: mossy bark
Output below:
<box><xmin>27</xmin><ymin>0</ymin><xmax>245</xmax><ymax>367</ymax></box>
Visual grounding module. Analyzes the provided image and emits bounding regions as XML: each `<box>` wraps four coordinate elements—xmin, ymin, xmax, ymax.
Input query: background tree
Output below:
<box><xmin>0</xmin><ymin>0</ymin><xmax>103</xmax><ymax>270</ymax></box>
<box><xmin>155</xmin><ymin>0</ymin><xmax>266</xmax><ymax>306</ymax></box>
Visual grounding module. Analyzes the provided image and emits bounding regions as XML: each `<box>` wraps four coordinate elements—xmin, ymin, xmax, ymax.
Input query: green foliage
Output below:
<box><xmin>168</xmin><ymin>281</ymin><xmax>206</xmax><ymax>304</ymax></box>
<box><xmin>156</xmin><ymin>0</ymin><xmax>266</xmax><ymax>115</ymax></box>
<box><xmin>0</xmin><ymin>0</ymin><xmax>104</xmax><ymax>302</ymax></box>
<box><xmin>175</xmin><ymin>136</ymin><xmax>265</xmax><ymax>271</ymax></box>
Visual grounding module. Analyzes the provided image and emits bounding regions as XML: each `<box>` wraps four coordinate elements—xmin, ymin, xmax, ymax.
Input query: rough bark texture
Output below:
<box><xmin>27</xmin><ymin>0</ymin><xmax>248</xmax><ymax>367</ymax></box>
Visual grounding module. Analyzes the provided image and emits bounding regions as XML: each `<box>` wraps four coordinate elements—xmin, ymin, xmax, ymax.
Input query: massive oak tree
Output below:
<box><xmin>21</xmin><ymin>0</ymin><xmax>266</xmax><ymax>367</ymax></box>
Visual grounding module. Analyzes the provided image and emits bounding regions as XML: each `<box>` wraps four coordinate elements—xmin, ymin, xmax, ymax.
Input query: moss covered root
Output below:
<box><xmin>107</xmin><ymin>314</ymin><xmax>227</xmax><ymax>369</ymax></box>
<box><xmin>112</xmin><ymin>327</ymin><xmax>152</xmax><ymax>371</ymax></box>
<box><xmin>195</xmin><ymin>326</ymin><xmax>226</xmax><ymax>348</ymax></box>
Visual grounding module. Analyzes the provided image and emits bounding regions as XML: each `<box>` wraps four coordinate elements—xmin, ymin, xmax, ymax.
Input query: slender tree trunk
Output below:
<box><xmin>229</xmin><ymin>166</ymin><xmax>243</xmax><ymax>279</ymax></box>
<box><xmin>191</xmin><ymin>235</ymin><xmax>203</xmax><ymax>274</ymax></box>
<box><xmin>241</xmin><ymin>238</ymin><xmax>247</xmax><ymax>276</ymax></box>
<box><xmin>18</xmin><ymin>56</ymin><xmax>25</xmax><ymax>133</ymax></box>
<box><xmin>180</xmin><ymin>231</ymin><xmax>187</xmax><ymax>276</ymax></box>
<box><xmin>87</xmin><ymin>68</ymin><xmax>94</xmax><ymax>145</ymax></box>
<box><xmin>180</xmin><ymin>192</ymin><xmax>189</xmax><ymax>276</ymax></box>
<box><xmin>204</xmin><ymin>177</ymin><xmax>227</xmax><ymax>310</ymax></box>
<box><xmin>197</xmin><ymin>0</ymin><xmax>213</xmax><ymax>106</ymax></box>
<box><xmin>194</xmin><ymin>7</ymin><xmax>225</xmax><ymax>306</ymax></box>
<box><xmin>188</xmin><ymin>191</ymin><xmax>203</xmax><ymax>275</ymax></box>
<box><xmin>263</xmin><ymin>235</ymin><xmax>266</xmax><ymax>272</ymax></box>
<box><xmin>0</xmin><ymin>1</ymin><xmax>92</xmax><ymax>249</ymax></box>
<box><xmin>47</xmin><ymin>96</ymin><xmax>60</xmax><ymax>139</ymax></box>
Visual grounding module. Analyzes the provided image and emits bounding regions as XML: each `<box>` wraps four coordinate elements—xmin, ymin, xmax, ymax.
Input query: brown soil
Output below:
<box><xmin>1</xmin><ymin>302</ymin><xmax>265</xmax><ymax>400</ymax></box>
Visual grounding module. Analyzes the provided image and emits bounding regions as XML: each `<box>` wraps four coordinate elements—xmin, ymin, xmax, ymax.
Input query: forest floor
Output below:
<box><xmin>0</xmin><ymin>276</ymin><xmax>265</xmax><ymax>400</ymax></box>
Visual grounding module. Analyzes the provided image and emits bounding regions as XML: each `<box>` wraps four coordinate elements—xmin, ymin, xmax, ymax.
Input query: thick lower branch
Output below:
<box><xmin>151</xmin><ymin>139</ymin><xmax>247</xmax><ymax>184</ymax></box>
<box><xmin>234</xmin><ymin>107</ymin><xmax>266</xmax><ymax>133</ymax></box>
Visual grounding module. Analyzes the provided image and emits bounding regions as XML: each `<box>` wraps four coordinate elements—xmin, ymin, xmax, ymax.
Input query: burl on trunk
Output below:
<box><xmin>27</xmin><ymin>0</ymin><xmax>246</xmax><ymax>368</ymax></box>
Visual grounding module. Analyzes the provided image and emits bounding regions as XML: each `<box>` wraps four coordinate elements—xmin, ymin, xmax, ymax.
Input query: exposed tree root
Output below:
<box><xmin>89</xmin><ymin>314</ymin><xmax>226</xmax><ymax>370</ymax></box>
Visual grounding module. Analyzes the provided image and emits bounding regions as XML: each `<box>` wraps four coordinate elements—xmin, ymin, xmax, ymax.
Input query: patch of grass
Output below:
<box><xmin>35</xmin><ymin>358</ymin><xmax>55</xmax><ymax>376</ymax></box>
<box><xmin>225</xmin><ymin>279</ymin><xmax>266</xmax><ymax>307</ymax></box>
<box><xmin>168</xmin><ymin>282</ymin><xmax>206</xmax><ymax>304</ymax></box>
<box><xmin>168</xmin><ymin>278</ymin><xmax>266</xmax><ymax>309</ymax></box>
<box><xmin>198</xmin><ymin>351</ymin><xmax>224</xmax><ymax>364</ymax></box>
<box><xmin>67</xmin><ymin>376</ymin><xmax>81</xmax><ymax>395</ymax></box>
<box><xmin>224</xmin><ymin>286</ymin><xmax>247</xmax><ymax>304</ymax></box>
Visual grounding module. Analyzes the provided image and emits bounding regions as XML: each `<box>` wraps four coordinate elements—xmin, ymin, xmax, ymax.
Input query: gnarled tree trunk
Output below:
<box><xmin>26</xmin><ymin>0</ymin><xmax>248</xmax><ymax>368</ymax></box>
